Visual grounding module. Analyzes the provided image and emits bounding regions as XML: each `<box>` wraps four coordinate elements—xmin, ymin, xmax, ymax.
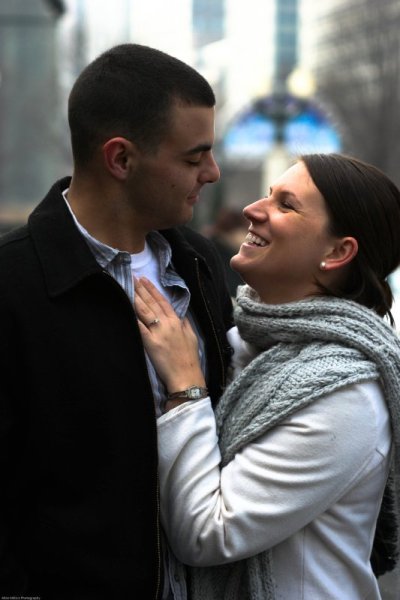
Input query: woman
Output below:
<box><xmin>134</xmin><ymin>154</ymin><xmax>400</xmax><ymax>599</ymax></box>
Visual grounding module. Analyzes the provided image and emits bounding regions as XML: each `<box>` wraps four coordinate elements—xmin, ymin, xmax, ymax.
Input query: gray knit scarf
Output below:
<box><xmin>188</xmin><ymin>285</ymin><xmax>400</xmax><ymax>600</ymax></box>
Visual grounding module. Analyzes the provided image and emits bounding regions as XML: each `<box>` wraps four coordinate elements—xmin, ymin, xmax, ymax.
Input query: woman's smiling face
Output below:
<box><xmin>230</xmin><ymin>161</ymin><xmax>339</xmax><ymax>304</ymax></box>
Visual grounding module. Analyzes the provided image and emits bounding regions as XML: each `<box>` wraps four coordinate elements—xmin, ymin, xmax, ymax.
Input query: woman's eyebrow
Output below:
<box><xmin>270</xmin><ymin>186</ymin><xmax>299</xmax><ymax>201</ymax></box>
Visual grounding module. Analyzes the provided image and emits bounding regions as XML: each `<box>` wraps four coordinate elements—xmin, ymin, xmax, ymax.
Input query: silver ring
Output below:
<box><xmin>148</xmin><ymin>318</ymin><xmax>160</xmax><ymax>327</ymax></box>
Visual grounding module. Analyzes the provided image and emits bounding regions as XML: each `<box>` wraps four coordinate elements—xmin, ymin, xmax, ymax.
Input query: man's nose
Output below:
<box><xmin>200</xmin><ymin>152</ymin><xmax>220</xmax><ymax>184</ymax></box>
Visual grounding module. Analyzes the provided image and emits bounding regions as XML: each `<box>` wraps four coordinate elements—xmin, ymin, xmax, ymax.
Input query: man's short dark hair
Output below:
<box><xmin>68</xmin><ymin>43</ymin><xmax>216</xmax><ymax>167</ymax></box>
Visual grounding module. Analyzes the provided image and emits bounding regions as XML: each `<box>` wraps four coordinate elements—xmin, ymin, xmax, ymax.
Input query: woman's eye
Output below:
<box><xmin>280</xmin><ymin>200</ymin><xmax>293</xmax><ymax>210</ymax></box>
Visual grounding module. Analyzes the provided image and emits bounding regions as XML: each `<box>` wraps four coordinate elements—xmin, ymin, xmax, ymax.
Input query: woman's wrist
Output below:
<box><xmin>164</xmin><ymin>398</ymin><xmax>189</xmax><ymax>412</ymax></box>
<box><xmin>164</xmin><ymin>393</ymin><xmax>209</xmax><ymax>413</ymax></box>
<box><xmin>164</xmin><ymin>382</ymin><xmax>209</xmax><ymax>414</ymax></box>
<box><xmin>166</xmin><ymin>374</ymin><xmax>206</xmax><ymax>395</ymax></box>
<box><xmin>167</xmin><ymin>384</ymin><xmax>208</xmax><ymax>401</ymax></box>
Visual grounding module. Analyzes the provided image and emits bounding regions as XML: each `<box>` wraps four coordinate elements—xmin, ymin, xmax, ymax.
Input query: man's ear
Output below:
<box><xmin>102</xmin><ymin>137</ymin><xmax>137</xmax><ymax>180</ymax></box>
<box><xmin>324</xmin><ymin>237</ymin><xmax>358</xmax><ymax>271</ymax></box>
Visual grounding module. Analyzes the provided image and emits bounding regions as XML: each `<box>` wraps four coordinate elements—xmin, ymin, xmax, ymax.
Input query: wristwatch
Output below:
<box><xmin>167</xmin><ymin>385</ymin><xmax>209</xmax><ymax>401</ymax></box>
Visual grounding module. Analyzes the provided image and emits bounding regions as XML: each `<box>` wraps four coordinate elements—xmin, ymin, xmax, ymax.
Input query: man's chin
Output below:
<box><xmin>160</xmin><ymin>213</ymin><xmax>193</xmax><ymax>230</ymax></box>
<box><xmin>179</xmin><ymin>209</ymin><xmax>194</xmax><ymax>226</ymax></box>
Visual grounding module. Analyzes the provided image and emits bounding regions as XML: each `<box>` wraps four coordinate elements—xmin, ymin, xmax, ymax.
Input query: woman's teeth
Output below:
<box><xmin>245</xmin><ymin>233</ymin><xmax>268</xmax><ymax>247</ymax></box>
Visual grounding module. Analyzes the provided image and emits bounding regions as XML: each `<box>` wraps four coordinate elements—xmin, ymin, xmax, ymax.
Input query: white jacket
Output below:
<box><xmin>158</xmin><ymin>327</ymin><xmax>391</xmax><ymax>599</ymax></box>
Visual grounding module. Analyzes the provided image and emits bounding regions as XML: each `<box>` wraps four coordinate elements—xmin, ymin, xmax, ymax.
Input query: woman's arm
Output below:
<box><xmin>134</xmin><ymin>280</ymin><xmax>388</xmax><ymax>569</ymax></box>
<box><xmin>157</xmin><ymin>383</ymin><xmax>387</xmax><ymax>567</ymax></box>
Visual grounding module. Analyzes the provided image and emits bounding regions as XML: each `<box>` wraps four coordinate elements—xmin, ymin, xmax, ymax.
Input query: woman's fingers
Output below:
<box><xmin>134</xmin><ymin>292</ymin><xmax>158</xmax><ymax>330</ymax></box>
<box><xmin>133</xmin><ymin>277</ymin><xmax>206</xmax><ymax>392</ymax></box>
<box><xmin>134</xmin><ymin>277</ymin><xmax>174</xmax><ymax>316</ymax></box>
<box><xmin>134</xmin><ymin>276</ymin><xmax>183</xmax><ymax>339</ymax></box>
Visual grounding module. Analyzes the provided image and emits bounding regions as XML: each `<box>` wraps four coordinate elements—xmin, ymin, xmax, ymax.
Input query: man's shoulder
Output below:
<box><xmin>0</xmin><ymin>225</ymin><xmax>33</xmax><ymax>296</ymax></box>
<box><xmin>0</xmin><ymin>177</ymin><xmax>70</xmax><ymax>254</ymax></box>
<box><xmin>0</xmin><ymin>224</ymin><xmax>30</xmax><ymax>253</ymax></box>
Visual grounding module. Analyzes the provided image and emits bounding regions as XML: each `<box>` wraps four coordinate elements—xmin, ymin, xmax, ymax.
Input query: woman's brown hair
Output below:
<box><xmin>301</xmin><ymin>153</ymin><xmax>400</xmax><ymax>325</ymax></box>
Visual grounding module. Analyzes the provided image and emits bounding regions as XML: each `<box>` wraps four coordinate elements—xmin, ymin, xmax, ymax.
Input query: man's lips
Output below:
<box><xmin>188</xmin><ymin>190</ymin><xmax>201</xmax><ymax>203</ymax></box>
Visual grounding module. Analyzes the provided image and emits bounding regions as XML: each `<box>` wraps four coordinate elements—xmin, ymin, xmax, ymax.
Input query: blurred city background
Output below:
<box><xmin>0</xmin><ymin>1</ymin><xmax>399</xmax><ymax>594</ymax></box>
<box><xmin>2</xmin><ymin>0</ymin><xmax>400</xmax><ymax>322</ymax></box>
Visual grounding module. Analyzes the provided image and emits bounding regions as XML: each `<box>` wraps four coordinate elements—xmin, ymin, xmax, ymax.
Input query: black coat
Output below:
<box><xmin>0</xmin><ymin>177</ymin><xmax>233</xmax><ymax>599</ymax></box>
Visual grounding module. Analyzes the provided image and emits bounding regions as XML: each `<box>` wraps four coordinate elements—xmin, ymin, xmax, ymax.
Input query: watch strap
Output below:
<box><xmin>167</xmin><ymin>385</ymin><xmax>209</xmax><ymax>401</ymax></box>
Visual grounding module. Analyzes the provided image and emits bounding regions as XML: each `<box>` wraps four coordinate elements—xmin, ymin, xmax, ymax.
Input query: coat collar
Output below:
<box><xmin>28</xmin><ymin>177</ymin><xmax>103</xmax><ymax>297</ymax></box>
<box><xmin>28</xmin><ymin>178</ymin><xmax>210</xmax><ymax>298</ymax></box>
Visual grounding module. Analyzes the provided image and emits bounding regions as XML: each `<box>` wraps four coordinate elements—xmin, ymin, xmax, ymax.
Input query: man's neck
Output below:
<box><xmin>67</xmin><ymin>176</ymin><xmax>147</xmax><ymax>254</ymax></box>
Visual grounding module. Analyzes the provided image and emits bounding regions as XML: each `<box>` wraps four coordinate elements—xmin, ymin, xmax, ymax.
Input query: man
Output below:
<box><xmin>0</xmin><ymin>44</ymin><xmax>233</xmax><ymax>599</ymax></box>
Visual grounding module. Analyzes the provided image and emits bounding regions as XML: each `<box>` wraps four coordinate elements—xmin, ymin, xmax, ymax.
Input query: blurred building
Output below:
<box><xmin>196</xmin><ymin>0</ymin><xmax>341</xmax><ymax>228</ymax></box>
<box><xmin>302</xmin><ymin>0</ymin><xmax>400</xmax><ymax>183</ymax></box>
<box><xmin>0</xmin><ymin>0</ymin><xmax>67</xmax><ymax>228</ymax></box>
<box><xmin>274</xmin><ymin>0</ymin><xmax>299</xmax><ymax>93</ymax></box>
<box><xmin>0</xmin><ymin>0</ymin><xmax>341</xmax><ymax>230</ymax></box>
<box><xmin>192</xmin><ymin>0</ymin><xmax>224</xmax><ymax>49</ymax></box>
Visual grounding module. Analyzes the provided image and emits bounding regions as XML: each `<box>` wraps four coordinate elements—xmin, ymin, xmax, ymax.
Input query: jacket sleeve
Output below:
<box><xmin>0</xmin><ymin>295</ymin><xmax>29</xmax><ymax>592</ymax></box>
<box><xmin>157</xmin><ymin>383</ymin><xmax>390</xmax><ymax>567</ymax></box>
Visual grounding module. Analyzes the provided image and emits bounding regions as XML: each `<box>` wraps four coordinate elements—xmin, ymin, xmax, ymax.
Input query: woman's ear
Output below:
<box><xmin>102</xmin><ymin>137</ymin><xmax>136</xmax><ymax>180</ymax></box>
<box><xmin>323</xmin><ymin>237</ymin><xmax>358</xmax><ymax>271</ymax></box>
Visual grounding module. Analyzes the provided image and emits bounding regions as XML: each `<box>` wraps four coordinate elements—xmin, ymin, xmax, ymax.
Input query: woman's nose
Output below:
<box><xmin>243</xmin><ymin>197</ymin><xmax>269</xmax><ymax>222</ymax></box>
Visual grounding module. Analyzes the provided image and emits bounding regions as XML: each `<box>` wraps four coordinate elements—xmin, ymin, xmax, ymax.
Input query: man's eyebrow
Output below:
<box><xmin>183</xmin><ymin>143</ymin><xmax>213</xmax><ymax>155</ymax></box>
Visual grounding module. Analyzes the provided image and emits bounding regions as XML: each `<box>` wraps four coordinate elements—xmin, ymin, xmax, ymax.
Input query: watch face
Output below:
<box><xmin>187</xmin><ymin>386</ymin><xmax>205</xmax><ymax>400</ymax></box>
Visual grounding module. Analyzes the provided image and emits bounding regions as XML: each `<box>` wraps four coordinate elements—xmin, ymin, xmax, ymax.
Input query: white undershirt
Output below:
<box><xmin>130</xmin><ymin>241</ymin><xmax>174</xmax><ymax>304</ymax></box>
